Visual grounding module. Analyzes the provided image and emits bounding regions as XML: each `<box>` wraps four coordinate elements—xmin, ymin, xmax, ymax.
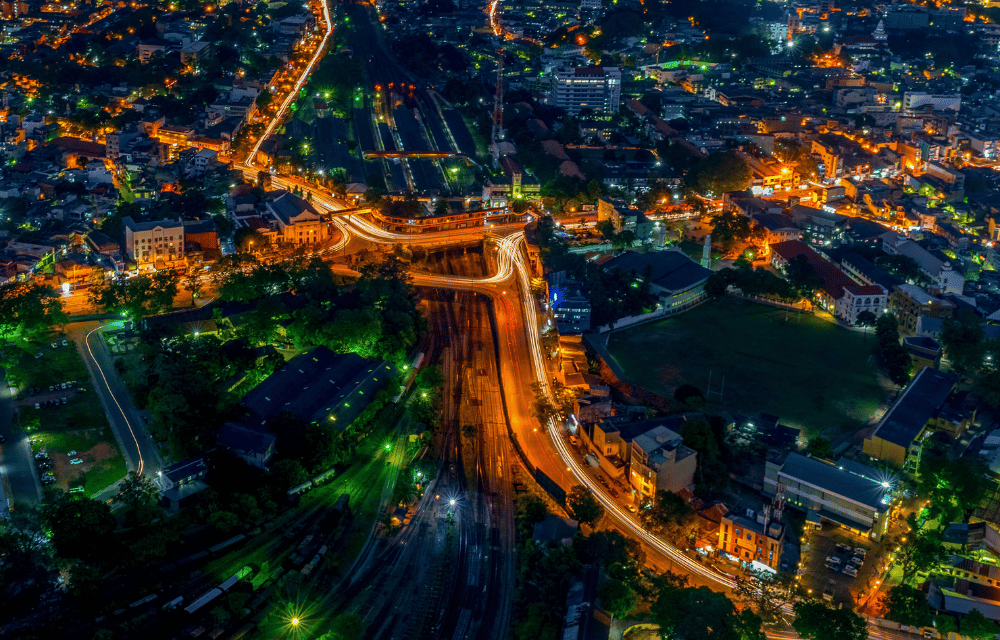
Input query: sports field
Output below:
<box><xmin>605</xmin><ymin>299</ymin><xmax>886</xmax><ymax>436</ymax></box>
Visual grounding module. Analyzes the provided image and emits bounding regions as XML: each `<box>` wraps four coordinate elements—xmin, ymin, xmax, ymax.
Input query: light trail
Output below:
<box><xmin>244</xmin><ymin>0</ymin><xmax>334</xmax><ymax>167</ymax></box>
<box><xmin>85</xmin><ymin>327</ymin><xmax>146</xmax><ymax>477</ymax></box>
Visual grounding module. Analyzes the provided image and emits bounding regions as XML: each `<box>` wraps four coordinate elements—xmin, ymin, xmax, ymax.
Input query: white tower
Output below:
<box><xmin>701</xmin><ymin>234</ymin><xmax>712</xmax><ymax>268</ymax></box>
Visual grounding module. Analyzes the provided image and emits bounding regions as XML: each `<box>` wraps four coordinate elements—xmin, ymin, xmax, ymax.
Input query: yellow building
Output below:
<box><xmin>863</xmin><ymin>368</ymin><xmax>973</xmax><ymax>468</ymax></box>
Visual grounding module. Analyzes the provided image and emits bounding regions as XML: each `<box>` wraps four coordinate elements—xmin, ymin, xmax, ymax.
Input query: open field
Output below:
<box><xmin>7</xmin><ymin>339</ymin><xmax>126</xmax><ymax>496</ymax></box>
<box><xmin>605</xmin><ymin>299</ymin><xmax>886</xmax><ymax>436</ymax></box>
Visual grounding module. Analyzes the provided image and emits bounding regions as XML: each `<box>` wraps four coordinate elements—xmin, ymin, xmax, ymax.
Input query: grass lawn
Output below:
<box><xmin>11</xmin><ymin>343</ymin><xmax>127</xmax><ymax>497</ymax></box>
<box><xmin>5</xmin><ymin>342</ymin><xmax>89</xmax><ymax>389</ymax></box>
<box><xmin>605</xmin><ymin>298</ymin><xmax>886</xmax><ymax>436</ymax></box>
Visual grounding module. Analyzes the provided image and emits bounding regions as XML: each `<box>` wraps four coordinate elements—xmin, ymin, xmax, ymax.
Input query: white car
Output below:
<box><xmin>843</xmin><ymin>565</ymin><xmax>858</xmax><ymax>577</ymax></box>
<box><xmin>69</xmin><ymin>458</ymin><xmax>83</xmax><ymax>465</ymax></box>
<box><xmin>67</xmin><ymin>450</ymin><xmax>77</xmax><ymax>456</ymax></box>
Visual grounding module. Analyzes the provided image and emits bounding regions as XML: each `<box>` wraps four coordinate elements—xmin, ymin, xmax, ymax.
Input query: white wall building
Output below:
<box><xmin>550</xmin><ymin>66</ymin><xmax>622</xmax><ymax>116</ymax></box>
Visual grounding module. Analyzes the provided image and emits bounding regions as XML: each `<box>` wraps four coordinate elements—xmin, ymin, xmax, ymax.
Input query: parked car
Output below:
<box><xmin>69</xmin><ymin>458</ymin><xmax>83</xmax><ymax>465</ymax></box>
<box><xmin>60</xmin><ymin>383</ymin><xmax>66</xmax><ymax>390</ymax></box>
<box><xmin>48</xmin><ymin>386</ymin><xmax>54</xmax><ymax>392</ymax></box>
<box><xmin>41</xmin><ymin>477</ymin><xmax>56</xmax><ymax>484</ymax></box>
<box><xmin>854</xmin><ymin>548</ymin><xmax>867</xmax><ymax>558</ymax></box>
<box><xmin>843</xmin><ymin>565</ymin><xmax>858</xmax><ymax>578</ymax></box>
<box><xmin>34</xmin><ymin>352</ymin><xmax>43</xmax><ymax>359</ymax></box>
<box><xmin>825</xmin><ymin>556</ymin><xmax>841</xmax><ymax>566</ymax></box>
<box><xmin>34</xmin><ymin>403</ymin><xmax>40</xmax><ymax>410</ymax></box>
<box><xmin>50</xmin><ymin>342</ymin><xmax>58</xmax><ymax>349</ymax></box>
<box><xmin>835</xmin><ymin>543</ymin><xmax>851</xmax><ymax>553</ymax></box>
<box><xmin>67</xmin><ymin>450</ymin><xmax>77</xmax><ymax>456</ymax></box>
<box><xmin>61</xmin><ymin>397</ymin><xmax>67</xmax><ymax>405</ymax></box>
<box><xmin>850</xmin><ymin>556</ymin><xmax>864</xmax><ymax>567</ymax></box>
<box><xmin>35</xmin><ymin>452</ymin><xmax>48</xmax><ymax>460</ymax></box>
<box><xmin>627</xmin><ymin>504</ymin><xmax>638</xmax><ymax>513</ymax></box>
<box><xmin>61</xmin><ymin>339</ymin><xmax>68</xmax><ymax>346</ymax></box>
<box><xmin>822</xmin><ymin>579</ymin><xmax>835</xmax><ymax>602</ymax></box>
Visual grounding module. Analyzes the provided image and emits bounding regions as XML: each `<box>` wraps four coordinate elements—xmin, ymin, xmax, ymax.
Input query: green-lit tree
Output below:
<box><xmin>793</xmin><ymin>601</ymin><xmax>867</xmax><ymax>640</ymax></box>
<box><xmin>0</xmin><ymin>281</ymin><xmax>67</xmax><ymax>340</ymax></box>
<box><xmin>884</xmin><ymin>585</ymin><xmax>933</xmax><ymax>627</ymax></box>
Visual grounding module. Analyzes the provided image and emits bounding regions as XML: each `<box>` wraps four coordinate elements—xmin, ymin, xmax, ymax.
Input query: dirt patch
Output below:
<box><xmin>50</xmin><ymin>438</ymin><xmax>119</xmax><ymax>491</ymax></box>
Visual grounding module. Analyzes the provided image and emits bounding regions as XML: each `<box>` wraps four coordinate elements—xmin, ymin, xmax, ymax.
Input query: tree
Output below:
<box><xmin>856</xmin><ymin>310</ymin><xmax>877</xmax><ymax>332</ymax></box>
<box><xmin>941</xmin><ymin>314</ymin><xmax>986</xmax><ymax>374</ymax></box>
<box><xmin>793</xmin><ymin>601</ymin><xmax>867</xmax><ymax>640</ymax></box>
<box><xmin>600</xmin><ymin>579</ymin><xmax>637</xmax><ymax>620</ymax></box>
<box><xmin>530</xmin><ymin>382</ymin><xmax>561</xmax><ymax>427</ymax></box>
<box><xmin>785</xmin><ymin>255</ymin><xmax>824</xmax><ymax>297</ymax></box>
<box><xmin>734</xmin><ymin>570</ymin><xmax>797</xmax><ymax>623</ymax></box>
<box><xmin>653</xmin><ymin>585</ymin><xmax>764</xmax><ymax>640</ymax></box>
<box><xmin>566</xmin><ymin>485</ymin><xmax>605</xmax><ymax>527</ymax></box>
<box><xmin>806</xmin><ymin>436</ymin><xmax>832</xmax><ymax>459</ymax></box>
<box><xmin>268</xmin><ymin>459</ymin><xmax>307</xmax><ymax>491</ymax></box>
<box><xmin>674</xmin><ymin>384</ymin><xmax>706</xmax><ymax>409</ymax></box>
<box><xmin>461</xmin><ymin>424</ymin><xmax>477</xmax><ymax>439</ymax></box>
<box><xmin>42</xmin><ymin>494</ymin><xmax>118</xmax><ymax>565</ymax></box>
<box><xmin>884</xmin><ymin>585</ymin><xmax>933</xmax><ymax>627</ymax></box>
<box><xmin>962</xmin><ymin>609</ymin><xmax>1000</xmax><ymax>640</ymax></box>
<box><xmin>691</xmin><ymin>152</ymin><xmax>753</xmax><ymax>198</ymax></box>
<box><xmin>331</xmin><ymin>613</ymin><xmax>365</xmax><ymax>640</ymax></box>
<box><xmin>89</xmin><ymin>271</ymin><xmax>179</xmax><ymax>320</ymax></box>
<box><xmin>0</xmin><ymin>282</ymin><xmax>67</xmax><ymax>340</ymax></box>
<box><xmin>876</xmin><ymin>255</ymin><xmax>921</xmax><ymax>282</ymax></box>
<box><xmin>897</xmin><ymin>530</ymin><xmax>945</xmax><ymax>584</ymax></box>
<box><xmin>643</xmin><ymin>490</ymin><xmax>697</xmax><ymax>543</ymax></box>
<box><xmin>709</xmin><ymin>211</ymin><xmax>754</xmax><ymax>255</ymax></box>
<box><xmin>115</xmin><ymin>471</ymin><xmax>160</xmax><ymax>526</ymax></box>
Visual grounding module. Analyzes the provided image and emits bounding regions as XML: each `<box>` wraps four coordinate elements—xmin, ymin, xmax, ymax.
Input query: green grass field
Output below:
<box><xmin>605</xmin><ymin>299</ymin><xmax>886</xmax><ymax>436</ymax></box>
<box><xmin>11</xmin><ymin>342</ymin><xmax>126</xmax><ymax>497</ymax></box>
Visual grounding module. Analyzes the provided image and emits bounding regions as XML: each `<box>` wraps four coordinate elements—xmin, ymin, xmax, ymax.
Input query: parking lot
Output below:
<box><xmin>798</xmin><ymin>523</ymin><xmax>892</xmax><ymax>607</ymax></box>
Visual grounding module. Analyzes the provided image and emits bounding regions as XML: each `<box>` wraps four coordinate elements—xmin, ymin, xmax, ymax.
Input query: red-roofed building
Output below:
<box><xmin>770</xmin><ymin>240</ymin><xmax>887</xmax><ymax>325</ymax></box>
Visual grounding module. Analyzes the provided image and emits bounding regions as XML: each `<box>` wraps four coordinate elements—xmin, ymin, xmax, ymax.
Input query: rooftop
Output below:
<box><xmin>242</xmin><ymin>346</ymin><xmax>394</xmax><ymax>429</ymax></box>
<box><xmin>870</xmin><ymin>367</ymin><xmax>956</xmax><ymax>448</ymax></box>
<box><xmin>779</xmin><ymin>453</ymin><xmax>891</xmax><ymax>511</ymax></box>
<box><xmin>602</xmin><ymin>250</ymin><xmax>713</xmax><ymax>294</ymax></box>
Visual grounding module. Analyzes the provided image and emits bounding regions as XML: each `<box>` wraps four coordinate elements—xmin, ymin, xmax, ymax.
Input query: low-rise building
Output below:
<box><xmin>601</xmin><ymin>250</ymin><xmax>713</xmax><ymax>311</ymax></box>
<box><xmin>241</xmin><ymin>346</ymin><xmax>394</xmax><ymax>429</ymax></box>
<box><xmin>764</xmin><ymin>452</ymin><xmax>895</xmax><ymax>540</ymax></box>
<box><xmin>265</xmin><ymin>191</ymin><xmax>331</xmax><ymax>246</ymax></box>
<box><xmin>217</xmin><ymin>422</ymin><xmax>277</xmax><ymax>469</ymax></box>
<box><xmin>123</xmin><ymin>216</ymin><xmax>184</xmax><ymax>265</ymax></box>
<box><xmin>863</xmin><ymin>367</ymin><xmax>973</xmax><ymax>468</ymax></box>
<box><xmin>890</xmin><ymin>283</ymin><xmax>955</xmax><ymax>336</ymax></box>
<box><xmin>580</xmin><ymin>416</ymin><xmax>697</xmax><ymax>500</ymax></box>
<box><xmin>770</xmin><ymin>240</ymin><xmax>887</xmax><ymax>325</ymax></box>
<box><xmin>719</xmin><ymin>511</ymin><xmax>785</xmax><ymax>570</ymax></box>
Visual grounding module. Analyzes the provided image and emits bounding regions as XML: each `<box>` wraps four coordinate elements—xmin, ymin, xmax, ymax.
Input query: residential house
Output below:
<box><xmin>890</xmin><ymin>284</ymin><xmax>955</xmax><ymax>335</ymax></box>
<box><xmin>580</xmin><ymin>416</ymin><xmax>697</xmax><ymax>499</ymax></box>
<box><xmin>217</xmin><ymin>422</ymin><xmax>277</xmax><ymax>469</ymax></box>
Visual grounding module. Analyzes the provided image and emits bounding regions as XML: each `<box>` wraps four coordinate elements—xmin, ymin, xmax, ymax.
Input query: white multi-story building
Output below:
<box><xmin>123</xmin><ymin>217</ymin><xmax>184</xmax><ymax>263</ymax></box>
<box><xmin>902</xmin><ymin>92</ymin><xmax>961</xmax><ymax>113</ymax></box>
<box><xmin>549</xmin><ymin>66</ymin><xmax>622</xmax><ymax>117</ymax></box>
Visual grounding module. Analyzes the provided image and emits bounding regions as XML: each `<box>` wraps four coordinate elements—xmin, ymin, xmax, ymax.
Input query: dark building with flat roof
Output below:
<box><xmin>242</xmin><ymin>346</ymin><xmax>395</xmax><ymax>429</ymax></box>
